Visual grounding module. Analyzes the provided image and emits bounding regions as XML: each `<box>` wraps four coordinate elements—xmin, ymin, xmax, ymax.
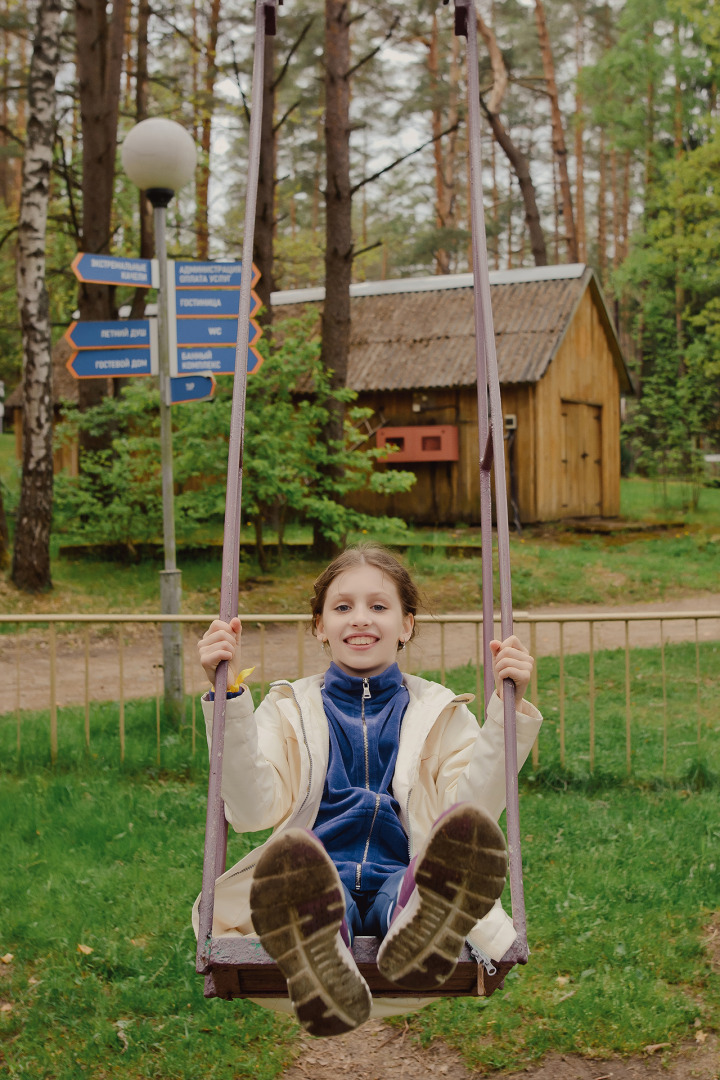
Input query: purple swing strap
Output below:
<box><xmin>196</xmin><ymin>0</ymin><xmax>279</xmax><ymax>975</ymax></box>
<box><xmin>458</xmin><ymin>0</ymin><xmax>527</xmax><ymax>961</ymax></box>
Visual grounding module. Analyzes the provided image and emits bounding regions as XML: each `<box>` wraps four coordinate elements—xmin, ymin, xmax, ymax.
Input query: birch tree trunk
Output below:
<box><xmin>534</xmin><ymin>0</ymin><xmax>578</xmax><ymax>261</ymax></box>
<box><xmin>11</xmin><ymin>0</ymin><xmax>62</xmax><ymax>592</ymax></box>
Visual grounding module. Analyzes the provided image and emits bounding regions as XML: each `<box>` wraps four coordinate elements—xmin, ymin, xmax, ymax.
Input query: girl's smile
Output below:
<box><xmin>316</xmin><ymin>564</ymin><xmax>414</xmax><ymax>678</ymax></box>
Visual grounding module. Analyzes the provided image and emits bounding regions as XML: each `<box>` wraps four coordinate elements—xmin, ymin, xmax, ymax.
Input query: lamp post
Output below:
<box><xmin>121</xmin><ymin>118</ymin><xmax>197</xmax><ymax>722</ymax></box>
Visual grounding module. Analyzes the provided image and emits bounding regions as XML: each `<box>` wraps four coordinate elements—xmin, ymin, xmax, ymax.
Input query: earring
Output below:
<box><xmin>319</xmin><ymin>638</ymin><xmax>327</xmax><ymax>653</ymax></box>
<box><xmin>399</xmin><ymin>639</ymin><xmax>407</xmax><ymax>651</ymax></box>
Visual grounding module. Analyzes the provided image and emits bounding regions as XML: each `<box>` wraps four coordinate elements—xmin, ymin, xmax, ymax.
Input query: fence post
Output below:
<box><xmin>625</xmin><ymin>620</ymin><xmax>631</xmax><ymax>777</ymax></box>
<box><xmin>49</xmin><ymin>625</ymin><xmax>57</xmax><ymax>764</ymax></box>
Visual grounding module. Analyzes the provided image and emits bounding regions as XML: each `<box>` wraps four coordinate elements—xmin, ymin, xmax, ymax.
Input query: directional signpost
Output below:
<box><xmin>67</xmin><ymin>253</ymin><xmax>264</xmax><ymax>396</ymax></box>
<box><xmin>72</xmin><ymin>253</ymin><xmax>158</xmax><ymax>288</ymax></box>
<box><xmin>168</xmin><ymin>260</ymin><xmax>263</xmax><ymax>377</ymax></box>
<box><xmin>64</xmin><ymin>318</ymin><xmax>158</xmax><ymax>378</ymax></box>
<box><xmin>169</xmin><ymin>374</ymin><xmax>216</xmax><ymax>405</ymax></box>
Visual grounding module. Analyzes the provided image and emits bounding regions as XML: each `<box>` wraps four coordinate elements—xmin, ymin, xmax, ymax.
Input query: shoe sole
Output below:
<box><xmin>377</xmin><ymin>804</ymin><xmax>507</xmax><ymax>991</ymax></box>
<box><xmin>250</xmin><ymin>829</ymin><xmax>371</xmax><ymax>1037</ymax></box>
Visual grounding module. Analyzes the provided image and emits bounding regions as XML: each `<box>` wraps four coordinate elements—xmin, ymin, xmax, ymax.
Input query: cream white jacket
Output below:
<box><xmin>192</xmin><ymin>671</ymin><xmax>542</xmax><ymax>1016</ymax></box>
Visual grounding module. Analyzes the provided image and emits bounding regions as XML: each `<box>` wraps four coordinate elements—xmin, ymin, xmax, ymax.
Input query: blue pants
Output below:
<box><xmin>341</xmin><ymin>866</ymin><xmax>407</xmax><ymax>943</ymax></box>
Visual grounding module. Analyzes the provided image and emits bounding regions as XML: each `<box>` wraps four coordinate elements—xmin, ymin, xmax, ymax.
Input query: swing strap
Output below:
<box><xmin>458</xmin><ymin>0</ymin><xmax>527</xmax><ymax>961</ymax></box>
<box><xmin>196</xmin><ymin>0</ymin><xmax>278</xmax><ymax>975</ymax></box>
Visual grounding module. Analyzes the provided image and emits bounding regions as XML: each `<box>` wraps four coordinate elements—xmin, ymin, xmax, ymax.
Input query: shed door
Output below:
<box><xmin>560</xmin><ymin>402</ymin><xmax>602</xmax><ymax>516</ymax></box>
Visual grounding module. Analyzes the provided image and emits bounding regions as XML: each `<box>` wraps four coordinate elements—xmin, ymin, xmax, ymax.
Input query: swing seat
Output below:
<box><xmin>201</xmin><ymin>935</ymin><xmax>526</xmax><ymax>1001</ymax></box>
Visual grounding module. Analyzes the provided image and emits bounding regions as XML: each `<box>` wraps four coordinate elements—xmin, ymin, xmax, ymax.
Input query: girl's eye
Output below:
<box><xmin>372</xmin><ymin>604</ymin><xmax>387</xmax><ymax>612</ymax></box>
<box><xmin>335</xmin><ymin>603</ymin><xmax>350</xmax><ymax>612</ymax></box>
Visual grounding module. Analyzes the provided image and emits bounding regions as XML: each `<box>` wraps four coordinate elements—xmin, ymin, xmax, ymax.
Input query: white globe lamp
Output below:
<box><xmin>121</xmin><ymin>118</ymin><xmax>197</xmax><ymax>207</ymax></box>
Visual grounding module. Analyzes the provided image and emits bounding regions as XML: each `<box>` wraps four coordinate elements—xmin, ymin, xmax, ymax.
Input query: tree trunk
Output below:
<box><xmin>253</xmin><ymin>29</ymin><xmax>276</xmax><ymax>326</ymax></box>
<box><xmin>0</xmin><ymin>23</ymin><xmax>9</xmax><ymax>207</ymax></box>
<box><xmin>195</xmin><ymin>0</ymin><xmax>221</xmax><ymax>260</ymax></box>
<box><xmin>597</xmin><ymin>127</ymin><xmax>607</xmax><ymax>283</ymax></box>
<box><xmin>429</xmin><ymin>14</ymin><xmax>459</xmax><ymax>274</ymax></box>
<box><xmin>129</xmin><ymin>0</ymin><xmax>153</xmax><ymax>320</ymax></box>
<box><xmin>476</xmin><ymin>10</ymin><xmax>547</xmax><ymax>266</ymax></box>
<box><xmin>534</xmin><ymin>0</ymin><xmax>578</xmax><ymax>261</ymax></box>
<box><xmin>0</xmin><ymin>480</ymin><xmax>9</xmax><ymax>570</ymax></box>
<box><xmin>315</xmin><ymin>0</ymin><xmax>352</xmax><ymax>556</ymax></box>
<box><xmin>75</xmin><ymin>0</ymin><xmax>129</xmax><ymax>423</ymax></box>
<box><xmin>11</xmin><ymin>0</ymin><xmax>62</xmax><ymax>592</ymax></box>
<box><xmin>574</xmin><ymin>15</ymin><xmax>586</xmax><ymax>262</ymax></box>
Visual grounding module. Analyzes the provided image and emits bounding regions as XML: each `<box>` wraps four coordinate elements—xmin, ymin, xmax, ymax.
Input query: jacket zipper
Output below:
<box><xmin>356</xmin><ymin>677</ymin><xmax>379</xmax><ymax>890</ymax></box>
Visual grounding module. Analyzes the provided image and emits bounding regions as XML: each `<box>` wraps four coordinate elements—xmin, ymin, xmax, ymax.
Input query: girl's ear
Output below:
<box><xmin>315</xmin><ymin>615</ymin><xmax>325</xmax><ymax>640</ymax></box>
<box><xmin>403</xmin><ymin>613</ymin><xmax>414</xmax><ymax>641</ymax></box>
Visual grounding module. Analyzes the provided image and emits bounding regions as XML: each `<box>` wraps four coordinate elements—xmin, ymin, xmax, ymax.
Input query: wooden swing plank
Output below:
<box><xmin>203</xmin><ymin>936</ymin><xmax>522</xmax><ymax>1000</ymax></box>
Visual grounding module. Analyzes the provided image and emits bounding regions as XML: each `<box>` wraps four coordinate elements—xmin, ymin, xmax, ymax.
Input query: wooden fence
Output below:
<box><xmin>1</xmin><ymin>610</ymin><xmax>718</xmax><ymax>776</ymax></box>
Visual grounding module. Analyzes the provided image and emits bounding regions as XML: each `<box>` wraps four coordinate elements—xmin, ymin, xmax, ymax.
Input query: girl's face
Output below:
<box><xmin>316</xmin><ymin>563</ymin><xmax>414</xmax><ymax>679</ymax></box>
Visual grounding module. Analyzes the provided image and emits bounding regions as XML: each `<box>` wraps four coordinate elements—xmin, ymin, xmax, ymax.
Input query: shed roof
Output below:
<box><xmin>272</xmin><ymin>263</ymin><xmax>631</xmax><ymax>393</ymax></box>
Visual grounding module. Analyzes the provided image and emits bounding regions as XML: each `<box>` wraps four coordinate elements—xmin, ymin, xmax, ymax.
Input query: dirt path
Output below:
<box><xmin>278</xmin><ymin>1026</ymin><xmax>719</xmax><ymax>1080</ymax></box>
<box><xmin>1</xmin><ymin>594</ymin><xmax>719</xmax><ymax>714</ymax></box>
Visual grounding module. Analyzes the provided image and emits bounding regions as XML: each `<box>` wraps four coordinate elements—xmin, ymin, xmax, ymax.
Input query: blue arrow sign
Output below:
<box><xmin>175</xmin><ymin>261</ymin><xmax>244</xmax><ymax>289</ymax></box>
<box><xmin>169</xmin><ymin>375</ymin><xmax>216</xmax><ymax>405</ymax></box>
<box><xmin>72</xmin><ymin>253</ymin><xmax>158</xmax><ymax>288</ymax></box>
<box><xmin>175</xmin><ymin>317</ymin><xmax>261</xmax><ymax>347</ymax></box>
<box><xmin>65</xmin><ymin>319</ymin><xmax>152</xmax><ymax>350</ymax></box>
<box><xmin>176</xmin><ymin>344</ymin><xmax>263</xmax><ymax>375</ymax></box>
<box><xmin>174</xmin><ymin>289</ymin><xmax>262</xmax><ymax>318</ymax></box>
<box><xmin>67</xmin><ymin>347</ymin><xmax>155</xmax><ymax>378</ymax></box>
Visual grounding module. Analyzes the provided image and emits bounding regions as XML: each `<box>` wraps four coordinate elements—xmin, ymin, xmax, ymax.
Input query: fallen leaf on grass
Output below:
<box><xmin>1</xmin><ymin>954</ymin><xmax>13</xmax><ymax>964</ymax></box>
<box><xmin>644</xmin><ymin>1042</ymin><xmax>671</xmax><ymax>1054</ymax></box>
<box><xmin>0</xmin><ymin>1002</ymin><xmax>12</xmax><ymax>1013</ymax></box>
<box><xmin>555</xmin><ymin>975</ymin><xmax>571</xmax><ymax>986</ymax></box>
<box><xmin>695</xmin><ymin>1030</ymin><xmax>708</xmax><ymax>1044</ymax></box>
<box><xmin>115</xmin><ymin>1019</ymin><xmax>131</xmax><ymax>1053</ymax></box>
<box><xmin>77</xmin><ymin>944</ymin><xmax>94</xmax><ymax>955</ymax></box>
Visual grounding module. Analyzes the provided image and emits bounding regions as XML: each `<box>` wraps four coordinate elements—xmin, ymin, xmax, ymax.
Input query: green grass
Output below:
<box><xmin>0</xmin><ymin>431</ymin><xmax>20</xmax><ymax>503</ymax></box>
<box><xmin>621</xmin><ymin>475</ymin><xmax>720</xmax><ymax>526</ymax></box>
<box><xmin>1</xmin><ymin>671</ymin><xmax>718</xmax><ymax>1077</ymax></box>
<box><xmin>408</xmin><ymin>787</ymin><xmax>719</xmax><ymax>1070</ymax></box>
<box><xmin>2</xmin><ymin>522</ymin><xmax>720</xmax><ymax>621</ymax></box>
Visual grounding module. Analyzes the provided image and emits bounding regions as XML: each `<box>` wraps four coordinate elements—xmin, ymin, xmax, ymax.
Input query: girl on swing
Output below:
<box><xmin>196</xmin><ymin>543</ymin><xmax>541</xmax><ymax>1038</ymax></box>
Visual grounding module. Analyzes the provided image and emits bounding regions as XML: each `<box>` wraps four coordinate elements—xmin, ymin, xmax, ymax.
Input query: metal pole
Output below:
<box><xmin>154</xmin><ymin>200</ymin><xmax>184</xmax><ymax>723</ymax></box>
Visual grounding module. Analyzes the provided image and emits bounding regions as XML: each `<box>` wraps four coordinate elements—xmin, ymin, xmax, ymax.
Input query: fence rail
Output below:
<box><xmin>1</xmin><ymin>610</ymin><xmax>719</xmax><ymax>775</ymax></box>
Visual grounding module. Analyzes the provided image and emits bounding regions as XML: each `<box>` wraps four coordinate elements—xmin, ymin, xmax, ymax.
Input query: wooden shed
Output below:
<box><xmin>273</xmin><ymin>263</ymin><xmax>632</xmax><ymax>525</ymax></box>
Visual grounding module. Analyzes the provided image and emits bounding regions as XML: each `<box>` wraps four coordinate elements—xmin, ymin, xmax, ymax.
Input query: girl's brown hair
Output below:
<box><xmin>310</xmin><ymin>544</ymin><xmax>420</xmax><ymax>647</ymax></box>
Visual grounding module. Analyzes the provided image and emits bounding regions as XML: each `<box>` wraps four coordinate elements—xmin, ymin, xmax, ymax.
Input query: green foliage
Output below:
<box><xmin>617</xmin><ymin>124</ymin><xmax>720</xmax><ymax>492</ymax></box>
<box><xmin>54</xmin><ymin>384</ymin><xmax>164</xmax><ymax>548</ymax></box>
<box><xmin>52</xmin><ymin>314</ymin><xmax>415</xmax><ymax>555</ymax></box>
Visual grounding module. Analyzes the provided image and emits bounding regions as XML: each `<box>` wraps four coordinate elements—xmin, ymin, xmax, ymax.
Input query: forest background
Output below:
<box><xmin>2</xmin><ymin>0</ymin><xmax>720</xmax><ymax>589</ymax></box>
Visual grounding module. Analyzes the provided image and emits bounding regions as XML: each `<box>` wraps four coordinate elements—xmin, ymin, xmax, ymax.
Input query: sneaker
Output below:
<box><xmin>250</xmin><ymin>828</ymin><xmax>372</xmax><ymax>1037</ymax></box>
<box><xmin>377</xmin><ymin>803</ymin><xmax>507</xmax><ymax>992</ymax></box>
